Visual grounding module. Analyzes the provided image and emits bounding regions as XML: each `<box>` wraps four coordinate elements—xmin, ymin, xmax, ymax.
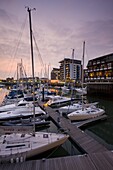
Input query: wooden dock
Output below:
<box><xmin>1</xmin><ymin>151</ymin><xmax>113</xmax><ymax>170</ymax></box>
<box><xmin>0</xmin><ymin>101</ymin><xmax>113</xmax><ymax>169</ymax></box>
<box><xmin>74</xmin><ymin>114</ymin><xmax>107</xmax><ymax>128</ymax></box>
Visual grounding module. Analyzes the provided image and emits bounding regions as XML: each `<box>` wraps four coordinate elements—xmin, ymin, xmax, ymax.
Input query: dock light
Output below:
<box><xmin>43</xmin><ymin>103</ymin><xmax>48</xmax><ymax>107</ymax></box>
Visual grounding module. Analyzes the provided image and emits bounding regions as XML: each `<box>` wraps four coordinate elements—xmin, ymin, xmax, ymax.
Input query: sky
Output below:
<box><xmin>0</xmin><ymin>0</ymin><xmax>113</xmax><ymax>79</ymax></box>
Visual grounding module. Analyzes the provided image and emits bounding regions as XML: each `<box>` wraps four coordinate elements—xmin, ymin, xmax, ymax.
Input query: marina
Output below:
<box><xmin>0</xmin><ymin>1</ymin><xmax>113</xmax><ymax>169</ymax></box>
<box><xmin>0</xmin><ymin>53</ymin><xmax>113</xmax><ymax>168</ymax></box>
<box><xmin>0</xmin><ymin>95</ymin><xmax>113</xmax><ymax>169</ymax></box>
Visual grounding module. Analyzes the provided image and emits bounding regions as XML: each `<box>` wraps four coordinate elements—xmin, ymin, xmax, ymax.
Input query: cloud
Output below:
<box><xmin>69</xmin><ymin>19</ymin><xmax>113</xmax><ymax>57</ymax></box>
<box><xmin>0</xmin><ymin>9</ymin><xmax>30</xmax><ymax>78</ymax></box>
<box><xmin>47</xmin><ymin>22</ymin><xmax>72</xmax><ymax>38</ymax></box>
<box><xmin>38</xmin><ymin>19</ymin><xmax>113</xmax><ymax>69</ymax></box>
<box><xmin>0</xmin><ymin>8</ymin><xmax>16</xmax><ymax>26</ymax></box>
<box><xmin>0</xmin><ymin>4</ymin><xmax>113</xmax><ymax>78</ymax></box>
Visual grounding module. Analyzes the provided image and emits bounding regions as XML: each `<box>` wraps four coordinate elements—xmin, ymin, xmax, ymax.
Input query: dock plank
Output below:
<box><xmin>1</xmin><ymin>151</ymin><xmax>113</xmax><ymax>170</ymax></box>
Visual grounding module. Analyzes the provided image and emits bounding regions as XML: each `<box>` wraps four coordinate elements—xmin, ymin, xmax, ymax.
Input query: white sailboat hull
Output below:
<box><xmin>59</xmin><ymin>103</ymin><xmax>82</xmax><ymax>114</ymax></box>
<box><xmin>59</xmin><ymin>102</ymin><xmax>99</xmax><ymax>115</ymax></box>
<box><xmin>75</xmin><ymin>87</ymin><xmax>87</xmax><ymax>95</ymax></box>
<box><xmin>0</xmin><ymin>132</ymin><xmax>69</xmax><ymax>163</ymax></box>
<box><xmin>0</xmin><ymin>106</ymin><xmax>46</xmax><ymax>122</ymax></box>
<box><xmin>45</xmin><ymin>95</ymin><xmax>71</xmax><ymax>108</ymax></box>
<box><xmin>0</xmin><ymin>99</ymin><xmax>33</xmax><ymax>112</ymax></box>
<box><xmin>68</xmin><ymin>107</ymin><xmax>105</xmax><ymax>121</ymax></box>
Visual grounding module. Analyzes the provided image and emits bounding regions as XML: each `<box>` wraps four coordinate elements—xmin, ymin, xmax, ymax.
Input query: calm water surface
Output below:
<box><xmin>86</xmin><ymin>95</ymin><xmax>113</xmax><ymax>150</ymax></box>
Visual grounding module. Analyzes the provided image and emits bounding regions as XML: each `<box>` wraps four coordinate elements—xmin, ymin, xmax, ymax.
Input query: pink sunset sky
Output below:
<box><xmin>0</xmin><ymin>0</ymin><xmax>113</xmax><ymax>79</ymax></box>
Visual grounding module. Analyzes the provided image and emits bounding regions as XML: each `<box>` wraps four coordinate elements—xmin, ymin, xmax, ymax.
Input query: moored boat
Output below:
<box><xmin>67</xmin><ymin>106</ymin><xmax>105</xmax><ymax>121</ymax></box>
<box><xmin>59</xmin><ymin>101</ymin><xmax>99</xmax><ymax>115</ymax></box>
<box><xmin>75</xmin><ymin>87</ymin><xmax>87</xmax><ymax>95</ymax></box>
<box><xmin>2</xmin><ymin>88</ymin><xmax>24</xmax><ymax>105</ymax></box>
<box><xmin>1</xmin><ymin>117</ymin><xmax>50</xmax><ymax>129</ymax></box>
<box><xmin>0</xmin><ymin>97</ymin><xmax>37</xmax><ymax>113</ymax></box>
<box><xmin>0</xmin><ymin>132</ymin><xmax>69</xmax><ymax>163</ymax></box>
<box><xmin>44</xmin><ymin>95</ymin><xmax>72</xmax><ymax>108</ymax></box>
<box><xmin>0</xmin><ymin>105</ymin><xmax>46</xmax><ymax>123</ymax></box>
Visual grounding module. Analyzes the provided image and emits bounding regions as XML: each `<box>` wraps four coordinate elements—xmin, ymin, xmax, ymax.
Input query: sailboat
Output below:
<box><xmin>75</xmin><ymin>86</ymin><xmax>87</xmax><ymax>95</ymax></box>
<box><xmin>2</xmin><ymin>87</ymin><xmax>24</xmax><ymax>105</ymax></box>
<box><xmin>0</xmin><ymin>96</ymin><xmax>38</xmax><ymax>113</ymax></box>
<box><xmin>0</xmin><ymin>7</ymin><xmax>69</xmax><ymax>163</ymax></box>
<box><xmin>44</xmin><ymin>95</ymin><xmax>72</xmax><ymax>108</ymax></box>
<box><xmin>1</xmin><ymin>60</ymin><xmax>28</xmax><ymax>106</ymax></box>
<box><xmin>67</xmin><ymin>41</ymin><xmax>105</xmax><ymax>121</ymax></box>
<box><xmin>58</xmin><ymin>101</ymin><xmax>99</xmax><ymax>115</ymax></box>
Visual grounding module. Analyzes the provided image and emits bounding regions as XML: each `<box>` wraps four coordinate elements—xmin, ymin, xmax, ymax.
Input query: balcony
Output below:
<box><xmin>108</xmin><ymin>66</ymin><xmax>112</xmax><ymax>69</ymax></box>
<box><xmin>97</xmin><ymin>61</ymin><xmax>100</xmax><ymax>64</ymax></box>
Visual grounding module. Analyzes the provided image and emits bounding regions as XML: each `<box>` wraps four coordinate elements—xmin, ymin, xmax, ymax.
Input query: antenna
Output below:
<box><xmin>25</xmin><ymin>6</ymin><xmax>36</xmax><ymax>11</ymax></box>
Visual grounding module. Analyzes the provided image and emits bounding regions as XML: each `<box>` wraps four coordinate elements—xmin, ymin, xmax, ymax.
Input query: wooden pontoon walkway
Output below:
<box><xmin>75</xmin><ymin>114</ymin><xmax>107</xmax><ymax>128</ymax></box>
<box><xmin>39</xmin><ymin>102</ymin><xmax>108</xmax><ymax>154</ymax></box>
<box><xmin>1</xmin><ymin>101</ymin><xmax>113</xmax><ymax>170</ymax></box>
<box><xmin>1</xmin><ymin>151</ymin><xmax>113</xmax><ymax>170</ymax></box>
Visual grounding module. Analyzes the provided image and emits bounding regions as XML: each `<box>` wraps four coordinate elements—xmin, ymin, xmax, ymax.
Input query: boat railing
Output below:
<box><xmin>0</xmin><ymin>152</ymin><xmax>27</xmax><ymax>163</ymax></box>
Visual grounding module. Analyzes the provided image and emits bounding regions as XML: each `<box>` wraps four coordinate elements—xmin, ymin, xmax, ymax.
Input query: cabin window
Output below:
<box><xmin>6</xmin><ymin>144</ymin><xmax>25</xmax><ymax>148</ymax></box>
<box><xmin>43</xmin><ymin>134</ymin><xmax>48</xmax><ymax>138</ymax></box>
<box><xmin>18</xmin><ymin>103</ymin><xmax>27</xmax><ymax>106</ymax></box>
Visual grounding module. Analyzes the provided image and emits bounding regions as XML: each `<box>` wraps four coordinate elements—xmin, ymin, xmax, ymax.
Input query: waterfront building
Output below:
<box><xmin>51</xmin><ymin>68</ymin><xmax>60</xmax><ymax>80</ymax></box>
<box><xmin>85</xmin><ymin>53</ymin><xmax>113</xmax><ymax>96</ymax></box>
<box><xmin>85</xmin><ymin>53</ymin><xmax>113</xmax><ymax>82</ymax></box>
<box><xmin>6</xmin><ymin>77</ymin><xmax>14</xmax><ymax>83</ymax></box>
<box><xmin>59</xmin><ymin>58</ymin><xmax>82</xmax><ymax>82</ymax></box>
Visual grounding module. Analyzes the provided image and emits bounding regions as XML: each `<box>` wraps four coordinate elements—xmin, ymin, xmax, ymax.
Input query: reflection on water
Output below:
<box><xmin>86</xmin><ymin>95</ymin><xmax>113</xmax><ymax>149</ymax></box>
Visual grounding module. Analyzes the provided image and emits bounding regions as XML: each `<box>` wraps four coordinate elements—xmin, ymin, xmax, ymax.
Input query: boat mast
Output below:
<box><xmin>71</xmin><ymin>48</ymin><xmax>74</xmax><ymax>99</ymax></box>
<box><xmin>82</xmin><ymin>41</ymin><xmax>85</xmax><ymax>111</ymax></box>
<box><xmin>26</xmin><ymin>7</ymin><xmax>36</xmax><ymax>136</ymax></box>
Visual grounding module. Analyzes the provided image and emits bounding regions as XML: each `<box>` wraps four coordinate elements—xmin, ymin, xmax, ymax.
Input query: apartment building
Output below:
<box><xmin>85</xmin><ymin>53</ymin><xmax>113</xmax><ymax>82</ymax></box>
<box><xmin>59</xmin><ymin>58</ymin><xmax>81</xmax><ymax>82</ymax></box>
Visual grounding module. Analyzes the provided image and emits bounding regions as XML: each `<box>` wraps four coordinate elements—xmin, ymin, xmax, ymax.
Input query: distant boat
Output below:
<box><xmin>0</xmin><ymin>84</ymin><xmax>5</xmax><ymax>88</ymax></box>
<box><xmin>59</xmin><ymin>102</ymin><xmax>82</xmax><ymax>115</ymax></box>
<box><xmin>61</xmin><ymin>85</ymin><xmax>70</xmax><ymax>95</ymax></box>
<box><xmin>0</xmin><ymin>104</ymin><xmax>46</xmax><ymax>123</ymax></box>
<box><xmin>36</xmin><ymin>88</ymin><xmax>56</xmax><ymax>101</ymax></box>
<box><xmin>75</xmin><ymin>86</ymin><xmax>87</xmax><ymax>95</ymax></box>
<box><xmin>1</xmin><ymin>117</ymin><xmax>50</xmax><ymax>131</ymax></box>
<box><xmin>59</xmin><ymin>101</ymin><xmax>99</xmax><ymax>115</ymax></box>
<box><xmin>2</xmin><ymin>88</ymin><xmax>24</xmax><ymax>105</ymax></box>
<box><xmin>0</xmin><ymin>95</ymin><xmax>45</xmax><ymax>124</ymax></box>
<box><xmin>44</xmin><ymin>95</ymin><xmax>72</xmax><ymax>108</ymax></box>
<box><xmin>0</xmin><ymin>96</ymin><xmax>37</xmax><ymax>113</ymax></box>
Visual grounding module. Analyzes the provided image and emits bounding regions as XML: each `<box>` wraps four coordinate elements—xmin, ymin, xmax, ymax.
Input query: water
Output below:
<box><xmin>55</xmin><ymin>89</ymin><xmax>113</xmax><ymax>150</ymax></box>
<box><xmin>0</xmin><ymin>88</ymin><xmax>113</xmax><ymax>160</ymax></box>
<box><xmin>86</xmin><ymin>95</ymin><xmax>113</xmax><ymax>150</ymax></box>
